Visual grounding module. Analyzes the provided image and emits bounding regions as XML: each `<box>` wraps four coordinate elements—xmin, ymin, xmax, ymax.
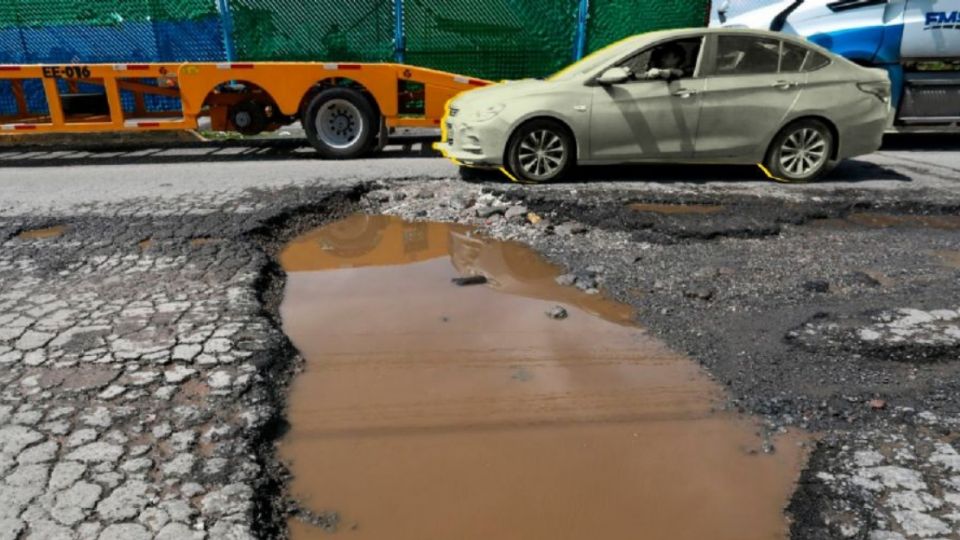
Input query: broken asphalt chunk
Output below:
<box><xmin>452</xmin><ymin>275</ymin><xmax>488</xmax><ymax>286</ymax></box>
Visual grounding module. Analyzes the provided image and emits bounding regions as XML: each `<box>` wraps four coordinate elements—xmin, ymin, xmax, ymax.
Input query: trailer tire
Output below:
<box><xmin>229</xmin><ymin>100</ymin><xmax>268</xmax><ymax>136</ymax></box>
<box><xmin>303</xmin><ymin>88</ymin><xmax>378</xmax><ymax>159</ymax></box>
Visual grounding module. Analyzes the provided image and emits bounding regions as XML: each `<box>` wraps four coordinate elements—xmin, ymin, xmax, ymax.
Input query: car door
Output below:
<box><xmin>587</xmin><ymin>36</ymin><xmax>706</xmax><ymax>162</ymax></box>
<box><xmin>694</xmin><ymin>34</ymin><xmax>808</xmax><ymax>161</ymax></box>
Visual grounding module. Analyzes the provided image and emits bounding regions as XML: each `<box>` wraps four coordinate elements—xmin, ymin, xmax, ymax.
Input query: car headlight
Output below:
<box><xmin>473</xmin><ymin>103</ymin><xmax>505</xmax><ymax>122</ymax></box>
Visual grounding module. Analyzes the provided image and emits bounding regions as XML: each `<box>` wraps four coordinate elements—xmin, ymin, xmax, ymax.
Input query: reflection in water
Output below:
<box><xmin>278</xmin><ymin>214</ymin><xmax>809</xmax><ymax>540</ymax></box>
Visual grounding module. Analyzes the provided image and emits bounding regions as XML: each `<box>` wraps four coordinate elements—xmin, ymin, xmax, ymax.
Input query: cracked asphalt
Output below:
<box><xmin>0</xmin><ymin>134</ymin><xmax>958</xmax><ymax>539</ymax></box>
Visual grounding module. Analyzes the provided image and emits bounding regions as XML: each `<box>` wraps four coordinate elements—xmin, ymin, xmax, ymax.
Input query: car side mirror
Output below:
<box><xmin>597</xmin><ymin>67</ymin><xmax>631</xmax><ymax>85</ymax></box>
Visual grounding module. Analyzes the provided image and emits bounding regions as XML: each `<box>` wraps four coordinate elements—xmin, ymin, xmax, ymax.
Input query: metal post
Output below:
<box><xmin>573</xmin><ymin>0</ymin><xmax>590</xmax><ymax>60</ymax></box>
<box><xmin>14</xmin><ymin>0</ymin><xmax>30</xmax><ymax>63</ymax></box>
<box><xmin>394</xmin><ymin>0</ymin><xmax>406</xmax><ymax>63</ymax></box>
<box><xmin>216</xmin><ymin>0</ymin><xmax>236</xmax><ymax>61</ymax></box>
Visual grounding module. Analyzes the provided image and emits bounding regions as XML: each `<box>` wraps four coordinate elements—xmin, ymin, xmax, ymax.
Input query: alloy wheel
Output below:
<box><xmin>517</xmin><ymin>129</ymin><xmax>566</xmax><ymax>180</ymax></box>
<box><xmin>779</xmin><ymin>127</ymin><xmax>827</xmax><ymax>178</ymax></box>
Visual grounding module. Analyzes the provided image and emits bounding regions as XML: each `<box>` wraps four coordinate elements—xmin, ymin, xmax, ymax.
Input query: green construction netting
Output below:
<box><xmin>587</xmin><ymin>0</ymin><xmax>710</xmax><ymax>54</ymax></box>
<box><xmin>404</xmin><ymin>0</ymin><xmax>578</xmax><ymax>80</ymax></box>
<box><xmin>229</xmin><ymin>0</ymin><xmax>709</xmax><ymax>79</ymax></box>
<box><xmin>228</xmin><ymin>0</ymin><xmax>395</xmax><ymax>62</ymax></box>
<box><xmin>0</xmin><ymin>0</ymin><xmax>218</xmax><ymax>27</ymax></box>
<box><xmin>0</xmin><ymin>0</ymin><xmax>712</xmax><ymax>80</ymax></box>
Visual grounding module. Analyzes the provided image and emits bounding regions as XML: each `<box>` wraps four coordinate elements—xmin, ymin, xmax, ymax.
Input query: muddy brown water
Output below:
<box><xmin>16</xmin><ymin>225</ymin><xmax>67</xmax><ymax>240</ymax></box>
<box><xmin>278</xmin><ymin>214</ymin><xmax>809</xmax><ymax>540</ymax></box>
<box><xmin>812</xmin><ymin>212</ymin><xmax>960</xmax><ymax>231</ymax></box>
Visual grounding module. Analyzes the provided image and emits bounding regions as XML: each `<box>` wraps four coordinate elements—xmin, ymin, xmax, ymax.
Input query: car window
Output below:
<box><xmin>779</xmin><ymin>42</ymin><xmax>808</xmax><ymax>72</ymax></box>
<box><xmin>617</xmin><ymin>37</ymin><xmax>703</xmax><ymax>80</ymax></box>
<box><xmin>801</xmin><ymin>51</ymin><xmax>831</xmax><ymax>72</ymax></box>
<box><xmin>715</xmin><ymin>35</ymin><xmax>781</xmax><ymax>75</ymax></box>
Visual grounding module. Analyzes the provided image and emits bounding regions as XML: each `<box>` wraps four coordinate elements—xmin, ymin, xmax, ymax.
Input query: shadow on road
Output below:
<box><xmin>0</xmin><ymin>138</ymin><xmax>440</xmax><ymax>168</ymax></box>
<box><xmin>466</xmin><ymin>159</ymin><xmax>911</xmax><ymax>185</ymax></box>
<box><xmin>881</xmin><ymin>132</ymin><xmax>960</xmax><ymax>151</ymax></box>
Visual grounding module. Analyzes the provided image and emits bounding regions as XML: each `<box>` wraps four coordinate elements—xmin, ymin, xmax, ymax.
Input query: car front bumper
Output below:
<box><xmin>436</xmin><ymin>116</ymin><xmax>510</xmax><ymax>168</ymax></box>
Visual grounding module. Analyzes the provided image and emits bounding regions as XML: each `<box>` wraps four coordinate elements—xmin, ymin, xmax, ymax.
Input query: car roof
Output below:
<box><xmin>649</xmin><ymin>26</ymin><xmax>832</xmax><ymax>53</ymax></box>
<box><xmin>550</xmin><ymin>26</ymin><xmax>838</xmax><ymax>81</ymax></box>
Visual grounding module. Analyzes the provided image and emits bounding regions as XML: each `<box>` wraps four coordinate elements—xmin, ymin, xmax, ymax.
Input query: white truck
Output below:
<box><xmin>714</xmin><ymin>0</ymin><xmax>960</xmax><ymax>129</ymax></box>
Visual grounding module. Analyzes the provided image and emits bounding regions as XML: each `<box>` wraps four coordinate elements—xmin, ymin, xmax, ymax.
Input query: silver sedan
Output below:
<box><xmin>437</xmin><ymin>27</ymin><xmax>891</xmax><ymax>183</ymax></box>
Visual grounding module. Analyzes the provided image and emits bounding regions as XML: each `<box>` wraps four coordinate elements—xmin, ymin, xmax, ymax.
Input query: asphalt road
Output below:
<box><xmin>0</xmin><ymin>134</ymin><xmax>959</xmax><ymax>214</ymax></box>
<box><xmin>0</xmin><ymin>135</ymin><xmax>959</xmax><ymax>540</ymax></box>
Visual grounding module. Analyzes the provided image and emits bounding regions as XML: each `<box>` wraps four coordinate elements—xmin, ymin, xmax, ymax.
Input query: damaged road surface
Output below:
<box><xmin>278</xmin><ymin>214</ymin><xmax>808</xmax><ymax>539</ymax></box>
<box><xmin>0</xmin><ymin>140</ymin><xmax>959</xmax><ymax>540</ymax></box>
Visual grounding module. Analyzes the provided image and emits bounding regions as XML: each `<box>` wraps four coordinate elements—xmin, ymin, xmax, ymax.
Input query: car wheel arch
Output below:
<box><xmin>770</xmin><ymin>114</ymin><xmax>841</xmax><ymax>161</ymax></box>
<box><xmin>503</xmin><ymin>115</ymin><xmax>580</xmax><ymax>165</ymax></box>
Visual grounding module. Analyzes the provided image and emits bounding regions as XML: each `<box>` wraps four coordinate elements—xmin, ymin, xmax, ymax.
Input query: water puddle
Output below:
<box><xmin>812</xmin><ymin>212</ymin><xmax>960</xmax><ymax>230</ymax></box>
<box><xmin>278</xmin><ymin>214</ymin><xmax>809</xmax><ymax>540</ymax></box>
<box><xmin>17</xmin><ymin>225</ymin><xmax>67</xmax><ymax>240</ymax></box>
<box><xmin>629</xmin><ymin>202</ymin><xmax>724</xmax><ymax>215</ymax></box>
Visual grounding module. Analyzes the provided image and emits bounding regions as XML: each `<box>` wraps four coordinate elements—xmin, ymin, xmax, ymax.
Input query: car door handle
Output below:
<box><xmin>771</xmin><ymin>80</ymin><xmax>796</xmax><ymax>90</ymax></box>
<box><xmin>672</xmin><ymin>89</ymin><xmax>697</xmax><ymax>98</ymax></box>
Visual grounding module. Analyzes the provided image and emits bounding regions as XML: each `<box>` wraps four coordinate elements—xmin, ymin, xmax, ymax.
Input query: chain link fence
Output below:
<box><xmin>1</xmin><ymin>0</ymin><xmax>711</xmax><ymax>114</ymax></box>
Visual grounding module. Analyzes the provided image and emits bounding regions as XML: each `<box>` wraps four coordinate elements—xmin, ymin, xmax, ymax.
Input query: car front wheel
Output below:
<box><xmin>764</xmin><ymin>119</ymin><xmax>835</xmax><ymax>182</ymax></box>
<box><xmin>505</xmin><ymin>119</ymin><xmax>574</xmax><ymax>183</ymax></box>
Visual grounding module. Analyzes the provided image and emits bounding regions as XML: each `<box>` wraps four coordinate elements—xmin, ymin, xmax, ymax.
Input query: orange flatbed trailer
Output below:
<box><xmin>0</xmin><ymin>61</ymin><xmax>490</xmax><ymax>158</ymax></box>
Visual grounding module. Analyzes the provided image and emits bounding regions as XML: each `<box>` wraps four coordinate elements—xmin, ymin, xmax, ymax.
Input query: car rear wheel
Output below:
<box><xmin>764</xmin><ymin>119</ymin><xmax>835</xmax><ymax>182</ymax></box>
<box><xmin>303</xmin><ymin>88</ymin><xmax>377</xmax><ymax>159</ymax></box>
<box><xmin>506</xmin><ymin>119</ymin><xmax>574</xmax><ymax>183</ymax></box>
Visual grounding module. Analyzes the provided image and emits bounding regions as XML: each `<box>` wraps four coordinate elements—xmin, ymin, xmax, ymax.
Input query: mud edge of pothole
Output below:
<box><xmin>242</xmin><ymin>183</ymin><xmax>373</xmax><ymax>539</ymax></box>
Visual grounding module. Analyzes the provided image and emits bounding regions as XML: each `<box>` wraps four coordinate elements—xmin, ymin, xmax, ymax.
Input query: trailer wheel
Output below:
<box><xmin>303</xmin><ymin>88</ymin><xmax>378</xmax><ymax>159</ymax></box>
<box><xmin>230</xmin><ymin>100</ymin><xmax>268</xmax><ymax>136</ymax></box>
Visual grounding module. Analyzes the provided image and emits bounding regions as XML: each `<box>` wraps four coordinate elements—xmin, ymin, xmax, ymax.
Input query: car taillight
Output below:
<box><xmin>857</xmin><ymin>81</ymin><xmax>890</xmax><ymax>103</ymax></box>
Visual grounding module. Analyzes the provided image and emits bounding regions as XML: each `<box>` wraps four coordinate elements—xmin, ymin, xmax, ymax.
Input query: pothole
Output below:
<box><xmin>787</xmin><ymin>308</ymin><xmax>960</xmax><ymax>362</ymax></box>
<box><xmin>629</xmin><ymin>202</ymin><xmax>725</xmax><ymax>215</ymax></box>
<box><xmin>16</xmin><ymin>224</ymin><xmax>67</xmax><ymax>240</ymax></box>
<box><xmin>812</xmin><ymin>212</ymin><xmax>960</xmax><ymax>230</ymax></box>
<box><xmin>276</xmin><ymin>213</ymin><xmax>810</xmax><ymax>539</ymax></box>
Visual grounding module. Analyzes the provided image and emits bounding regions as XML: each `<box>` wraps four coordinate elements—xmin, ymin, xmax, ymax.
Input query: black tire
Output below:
<box><xmin>229</xmin><ymin>100</ymin><xmax>267</xmax><ymax>136</ymax></box>
<box><xmin>764</xmin><ymin>119</ymin><xmax>835</xmax><ymax>183</ymax></box>
<box><xmin>505</xmin><ymin>119</ymin><xmax>575</xmax><ymax>183</ymax></box>
<box><xmin>303</xmin><ymin>88</ymin><xmax>378</xmax><ymax>159</ymax></box>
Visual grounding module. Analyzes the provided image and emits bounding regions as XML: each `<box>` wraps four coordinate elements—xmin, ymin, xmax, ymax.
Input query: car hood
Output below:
<box><xmin>452</xmin><ymin>79</ymin><xmax>551</xmax><ymax>109</ymax></box>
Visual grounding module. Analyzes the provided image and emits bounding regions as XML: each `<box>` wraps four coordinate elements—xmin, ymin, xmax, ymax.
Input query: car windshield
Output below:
<box><xmin>548</xmin><ymin>35</ymin><xmax>649</xmax><ymax>81</ymax></box>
